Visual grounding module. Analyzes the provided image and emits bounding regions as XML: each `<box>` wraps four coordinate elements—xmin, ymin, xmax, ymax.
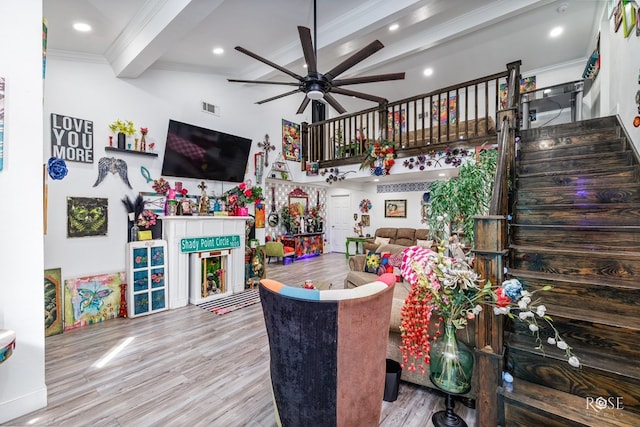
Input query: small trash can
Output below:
<box><xmin>383</xmin><ymin>358</ymin><xmax>402</xmax><ymax>402</ymax></box>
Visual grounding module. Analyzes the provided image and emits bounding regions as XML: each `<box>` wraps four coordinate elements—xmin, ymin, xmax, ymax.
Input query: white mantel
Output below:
<box><xmin>161</xmin><ymin>216</ymin><xmax>247</xmax><ymax>308</ymax></box>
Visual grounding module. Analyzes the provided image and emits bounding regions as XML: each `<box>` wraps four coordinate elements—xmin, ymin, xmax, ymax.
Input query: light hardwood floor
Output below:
<box><xmin>4</xmin><ymin>252</ymin><xmax>476</xmax><ymax>427</ymax></box>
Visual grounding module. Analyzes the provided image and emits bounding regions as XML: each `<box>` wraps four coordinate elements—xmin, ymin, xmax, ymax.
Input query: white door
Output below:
<box><xmin>330</xmin><ymin>194</ymin><xmax>351</xmax><ymax>253</ymax></box>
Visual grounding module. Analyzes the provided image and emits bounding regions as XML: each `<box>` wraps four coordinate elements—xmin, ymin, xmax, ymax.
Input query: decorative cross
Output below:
<box><xmin>197</xmin><ymin>181</ymin><xmax>207</xmax><ymax>194</ymax></box>
<box><xmin>258</xmin><ymin>134</ymin><xmax>276</xmax><ymax>166</ymax></box>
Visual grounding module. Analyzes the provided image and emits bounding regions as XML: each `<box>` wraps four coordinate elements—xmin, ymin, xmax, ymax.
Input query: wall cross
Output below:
<box><xmin>258</xmin><ymin>134</ymin><xmax>276</xmax><ymax>166</ymax></box>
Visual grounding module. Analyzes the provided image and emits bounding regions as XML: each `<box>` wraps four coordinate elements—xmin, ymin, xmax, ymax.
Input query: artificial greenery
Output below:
<box><xmin>280</xmin><ymin>204</ymin><xmax>298</xmax><ymax>234</ymax></box>
<box><xmin>108</xmin><ymin>119</ymin><xmax>136</xmax><ymax>136</ymax></box>
<box><xmin>427</xmin><ymin>145</ymin><xmax>498</xmax><ymax>245</ymax></box>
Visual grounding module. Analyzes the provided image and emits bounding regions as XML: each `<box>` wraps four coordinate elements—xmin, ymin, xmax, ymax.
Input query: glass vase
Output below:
<box><xmin>429</xmin><ymin>322</ymin><xmax>473</xmax><ymax>395</ymax></box>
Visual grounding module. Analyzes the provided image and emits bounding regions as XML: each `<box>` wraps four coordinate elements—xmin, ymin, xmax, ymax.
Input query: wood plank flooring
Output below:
<box><xmin>4</xmin><ymin>252</ymin><xmax>476</xmax><ymax>427</ymax></box>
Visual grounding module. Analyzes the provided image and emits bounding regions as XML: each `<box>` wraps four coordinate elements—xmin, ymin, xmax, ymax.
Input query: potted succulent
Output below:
<box><xmin>109</xmin><ymin>119</ymin><xmax>136</xmax><ymax>149</ymax></box>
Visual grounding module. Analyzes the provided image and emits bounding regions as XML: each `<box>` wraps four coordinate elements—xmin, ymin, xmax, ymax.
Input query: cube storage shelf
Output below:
<box><xmin>126</xmin><ymin>240</ymin><xmax>168</xmax><ymax>317</ymax></box>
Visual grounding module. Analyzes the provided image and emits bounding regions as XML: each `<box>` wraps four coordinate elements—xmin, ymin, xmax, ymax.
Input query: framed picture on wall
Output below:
<box><xmin>385</xmin><ymin>200</ymin><xmax>406</xmax><ymax>218</ymax></box>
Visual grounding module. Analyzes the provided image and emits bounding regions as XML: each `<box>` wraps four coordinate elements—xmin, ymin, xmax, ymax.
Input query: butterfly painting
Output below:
<box><xmin>64</xmin><ymin>272</ymin><xmax>123</xmax><ymax>330</ymax></box>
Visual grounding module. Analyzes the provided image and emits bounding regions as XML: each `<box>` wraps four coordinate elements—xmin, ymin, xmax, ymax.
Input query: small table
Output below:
<box><xmin>345</xmin><ymin>236</ymin><xmax>367</xmax><ymax>259</ymax></box>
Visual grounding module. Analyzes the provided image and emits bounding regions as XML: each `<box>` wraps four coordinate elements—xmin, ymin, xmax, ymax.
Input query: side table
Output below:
<box><xmin>345</xmin><ymin>236</ymin><xmax>367</xmax><ymax>259</ymax></box>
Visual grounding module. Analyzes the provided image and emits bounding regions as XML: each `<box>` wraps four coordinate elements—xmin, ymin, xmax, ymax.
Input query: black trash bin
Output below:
<box><xmin>383</xmin><ymin>359</ymin><xmax>402</xmax><ymax>402</ymax></box>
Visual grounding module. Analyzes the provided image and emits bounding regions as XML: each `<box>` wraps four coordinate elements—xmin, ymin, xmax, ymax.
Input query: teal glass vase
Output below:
<box><xmin>429</xmin><ymin>322</ymin><xmax>474</xmax><ymax>394</ymax></box>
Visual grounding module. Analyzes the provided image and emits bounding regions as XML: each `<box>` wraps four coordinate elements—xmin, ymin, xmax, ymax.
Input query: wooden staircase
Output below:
<box><xmin>499</xmin><ymin>116</ymin><xmax>640</xmax><ymax>426</ymax></box>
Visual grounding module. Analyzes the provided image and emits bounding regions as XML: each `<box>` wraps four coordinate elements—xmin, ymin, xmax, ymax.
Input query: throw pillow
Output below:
<box><xmin>374</xmin><ymin>236</ymin><xmax>391</xmax><ymax>247</ymax></box>
<box><xmin>364</xmin><ymin>251</ymin><xmax>382</xmax><ymax>273</ymax></box>
<box><xmin>377</xmin><ymin>252</ymin><xmax>393</xmax><ymax>276</ymax></box>
<box><xmin>388</xmin><ymin>253</ymin><xmax>404</xmax><ymax>282</ymax></box>
<box><xmin>416</xmin><ymin>239</ymin><xmax>434</xmax><ymax>249</ymax></box>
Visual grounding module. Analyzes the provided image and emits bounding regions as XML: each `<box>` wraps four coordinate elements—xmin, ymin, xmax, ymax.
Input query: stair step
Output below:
<box><xmin>516</xmin><ymin>165</ymin><xmax>639</xmax><ymax>189</ymax></box>
<box><xmin>500</xmin><ymin>378</ymin><xmax>640</xmax><ymax>426</ymax></box>
<box><xmin>510</xmin><ymin>224</ymin><xmax>640</xmax><ymax>251</ymax></box>
<box><xmin>509</xmin><ymin>245</ymin><xmax>640</xmax><ymax>286</ymax></box>
<box><xmin>517</xmin><ymin>151</ymin><xmax>634</xmax><ymax>175</ymax></box>
<box><xmin>505</xmin><ymin>271</ymin><xmax>640</xmax><ymax>328</ymax></box>
<box><xmin>514</xmin><ymin>203</ymin><xmax>640</xmax><ymax>226</ymax></box>
<box><xmin>518</xmin><ymin>139</ymin><xmax>624</xmax><ymax>162</ymax></box>
<box><xmin>505</xmin><ymin>344</ymin><xmax>640</xmax><ymax>416</ymax></box>
<box><xmin>508</xmin><ymin>267</ymin><xmax>640</xmax><ymax>290</ymax></box>
<box><xmin>517</xmin><ymin>183</ymin><xmax>640</xmax><ymax>205</ymax></box>
<box><xmin>520</xmin><ymin>116</ymin><xmax>619</xmax><ymax>140</ymax></box>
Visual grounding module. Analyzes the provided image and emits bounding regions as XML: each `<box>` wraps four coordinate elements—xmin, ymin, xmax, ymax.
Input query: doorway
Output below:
<box><xmin>330</xmin><ymin>194</ymin><xmax>351</xmax><ymax>253</ymax></box>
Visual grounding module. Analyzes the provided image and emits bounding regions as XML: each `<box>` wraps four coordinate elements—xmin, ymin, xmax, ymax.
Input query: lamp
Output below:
<box><xmin>306</xmin><ymin>82</ymin><xmax>324</xmax><ymax>100</ymax></box>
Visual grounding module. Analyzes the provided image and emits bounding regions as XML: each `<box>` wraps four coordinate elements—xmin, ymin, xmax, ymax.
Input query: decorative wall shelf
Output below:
<box><xmin>268</xmin><ymin>153</ymin><xmax>291</xmax><ymax>180</ymax></box>
<box><xmin>105</xmin><ymin>146</ymin><xmax>158</xmax><ymax>157</ymax></box>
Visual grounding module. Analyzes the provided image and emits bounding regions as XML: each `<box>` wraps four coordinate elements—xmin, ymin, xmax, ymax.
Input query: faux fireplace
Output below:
<box><xmin>161</xmin><ymin>216</ymin><xmax>247</xmax><ymax>309</ymax></box>
<box><xmin>190</xmin><ymin>250</ymin><xmax>230</xmax><ymax>304</ymax></box>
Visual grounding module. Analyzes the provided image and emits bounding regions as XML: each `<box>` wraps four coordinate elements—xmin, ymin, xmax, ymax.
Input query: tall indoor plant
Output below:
<box><xmin>426</xmin><ymin>145</ymin><xmax>497</xmax><ymax>246</ymax></box>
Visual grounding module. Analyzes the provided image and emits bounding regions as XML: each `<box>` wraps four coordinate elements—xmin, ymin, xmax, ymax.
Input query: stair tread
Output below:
<box><xmin>545</xmin><ymin>303</ymin><xmax>640</xmax><ymax>331</ymax></box>
<box><xmin>507</xmin><ymin>268</ymin><xmax>640</xmax><ymax>290</ymax></box>
<box><xmin>517</xmin><ymin>165</ymin><xmax>637</xmax><ymax>179</ymax></box>
<box><xmin>509</xmin><ymin>245</ymin><xmax>640</xmax><ymax>260</ymax></box>
<box><xmin>508</xmin><ymin>333</ymin><xmax>640</xmax><ymax>379</ymax></box>
<box><xmin>516</xmin><ymin>202</ymin><xmax>640</xmax><ymax>208</ymax></box>
<box><xmin>510</xmin><ymin>224</ymin><xmax>640</xmax><ymax>231</ymax></box>
<box><xmin>517</xmin><ymin>150</ymin><xmax>632</xmax><ymax>165</ymax></box>
<box><xmin>500</xmin><ymin>378</ymin><xmax>640</xmax><ymax>427</ymax></box>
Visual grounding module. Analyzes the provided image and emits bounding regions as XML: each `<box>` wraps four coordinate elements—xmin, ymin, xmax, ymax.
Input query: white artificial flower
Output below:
<box><xmin>521</xmin><ymin>290</ymin><xmax>531</xmax><ymax>297</ymax></box>
<box><xmin>437</xmin><ymin>215</ymin><xmax>444</xmax><ymax>222</ymax></box>
<box><xmin>568</xmin><ymin>356</ymin><xmax>580</xmax><ymax>368</ymax></box>
<box><xmin>529</xmin><ymin>324</ymin><xmax>539</xmax><ymax>332</ymax></box>
<box><xmin>518</xmin><ymin>299</ymin><xmax>529</xmax><ymax>309</ymax></box>
<box><xmin>547</xmin><ymin>337</ymin><xmax>556</xmax><ymax>345</ymax></box>
<box><xmin>494</xmin><ymin>307</ymin><xmax>509</xmax><ymax>315</ymax></box>
<box><xmin>521</xmin><ymin>296</ymin><xmax>531</xmax><ymax>305</ymax></box>
<box><xmin>519</xmin><ymin>311</ymin><xmax>534</xmax><ymax>320</ymax></box>
<box><xmin>536</xmin><ymin>305</ymin><xmax>547</xmax><ymax>317</ymax></box>
<box><xmin>472</xmin><ymin>304</ymin><xmax>483</xmax><ymax>315</ymax></box>
<box><xmin>557</xmin><ymin>340</ymin><xmax>568</xmax><ymax>350</ymax></box>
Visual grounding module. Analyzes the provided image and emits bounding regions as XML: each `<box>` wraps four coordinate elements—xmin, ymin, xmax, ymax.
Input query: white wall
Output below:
<box><xmin>42</xmin><ymin>56</ymin><xmax>310</xmax><ymax>278</ymax></box>
<box><xmin>0</xmin><ymin>1</ymin><xmax>47</xmax><ymax>423</ymax></box>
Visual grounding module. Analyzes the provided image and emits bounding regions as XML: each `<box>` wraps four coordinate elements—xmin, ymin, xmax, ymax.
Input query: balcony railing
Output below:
<box><xmin>302</xmin><ymin>63</ymin><xmax>515</xmax><ymax>168</ymax></box>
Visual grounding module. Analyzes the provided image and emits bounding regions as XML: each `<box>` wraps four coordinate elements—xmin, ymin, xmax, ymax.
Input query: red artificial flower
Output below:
<box><xmin>179</xmin><ymin>188</ymin><xmax>188</xmax><ymax>196</ymax></box>
<box><xmin>495</xmin><ymin>287</ymin><xmax>511</xmax><ymax>308</ymax></box>
<box><xmin>238</xmin><ymin>182</ymin><xmax>246</xmax><ymax>190</ymax></box>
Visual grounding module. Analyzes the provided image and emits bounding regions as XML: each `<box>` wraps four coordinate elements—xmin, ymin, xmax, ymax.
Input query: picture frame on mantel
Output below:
<box><xmin>385</xmin><ymin>199</ymin><xmax>406</xmax><ymax>218</ymax></box>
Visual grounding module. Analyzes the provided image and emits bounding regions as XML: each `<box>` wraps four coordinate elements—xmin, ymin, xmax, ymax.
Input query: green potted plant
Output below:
<box><xmin>426</xmin><ymin>145</ymin><xmax>498</xmax><ymax>246</ymax></box>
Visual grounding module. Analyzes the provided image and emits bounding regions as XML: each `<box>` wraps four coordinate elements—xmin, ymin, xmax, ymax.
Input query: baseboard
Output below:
<box><xmin>0</xmin><ymin>385</ymin><xmax>47</xmax><ymax>424</ymax></box>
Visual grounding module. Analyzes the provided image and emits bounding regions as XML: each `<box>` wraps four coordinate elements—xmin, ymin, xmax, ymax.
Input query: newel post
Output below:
<box><xmin>472</xmin><ymin>215</ymin><xmax>508</xmax><ymax>427</ymax></box>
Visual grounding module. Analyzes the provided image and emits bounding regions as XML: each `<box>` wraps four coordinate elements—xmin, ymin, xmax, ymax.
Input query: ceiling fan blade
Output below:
<box><xmin>298</xmin><ymin>26</ymin><xmax>317</xmax><ymax>74</ymax></box>
<box><xmin>296</xmin><ymin>96</ymin><xmax>311</xmax><ymax>114</ymax></box>
<box><xmin>332</xmin><ymin>72</ymin><xmax>405</xmax><ymax>87</ymax></box>
<box><xmin>256</xmin><ymin>89</ymin><xmax>301</xmax><ymax>105</ymax></box>
<box><xmin>323</xmin><ymin>93</ymin><xmax>346</xmax><ymax>114</ymax></box>
<box><xmin>324</xmin><ymin>40</ymin><xmax>384</xmax><ymax>81</ymax></box>
<box><xmin>235</xmin><ymin>46</ymin><xmax>304</xmax><ymax>81</ymax></box>
<box><xmin>330</xmin><ymin>87</ymin><xmax>387</xmax><ymax>105</ymax></box>
<box><xmin>228</xmin><ymin>79</ymin><xmax>299</xmax><ymax>86</ymax></box>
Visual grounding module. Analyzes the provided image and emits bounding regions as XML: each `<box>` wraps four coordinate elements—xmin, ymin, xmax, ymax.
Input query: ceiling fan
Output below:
<box><xmin>227</xmin><ymin>4</ymin><xmax>405</xmax><ymax>114</ymax></box>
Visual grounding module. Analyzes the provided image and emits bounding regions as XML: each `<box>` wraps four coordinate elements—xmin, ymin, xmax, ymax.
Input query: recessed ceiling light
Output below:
<box><xmin>374</xmin><ymin>178</ymin><xmax>380</xmax><ymax>182</ymax></box>
<box><xmin>389</xmin><ymin>23</ymin><xmax>399</xmax><ymax>31</ymax></box>
<box><xmin>550</xmin><ymin>27</ymin><xmax>563</xmax><ymax>38</ymax></box>
<box><xmin>423</xmin><ymin>68</ymin><xmax>434</xmax><ymax>77</ymax></box>
<box><xmin>212</xmin><ymin>47</ymin><xmax>224</xmax><ymax>55</ymax></box>
<box><xmin>438</xmin><ymin>173</ymin><xmax>445</xmax><ymax>177</ymax></box>
<box><xmin>73</xmin><ymin>22</ymin><xmax>92</xmax><ymax>32</ymax></box>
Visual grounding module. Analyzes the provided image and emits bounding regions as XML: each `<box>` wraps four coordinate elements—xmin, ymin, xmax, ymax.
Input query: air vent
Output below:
<box><xmin>201</xmin><ymin>101</ymin><xmax>220</xmax><ymax>116</ymax></box>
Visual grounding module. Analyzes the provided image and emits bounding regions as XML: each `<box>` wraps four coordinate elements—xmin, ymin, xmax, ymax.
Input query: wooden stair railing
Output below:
<box><xmin>472</xmin><ymin>60</ymin><xmax>521</xmax><ymax>427</ymax></box>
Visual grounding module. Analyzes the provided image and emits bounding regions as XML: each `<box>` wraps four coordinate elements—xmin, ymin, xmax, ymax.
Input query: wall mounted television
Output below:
<box><xmin>161</xmin><ymin>119</ymin><xmax>252</xmax><ymax>183</ymax></box>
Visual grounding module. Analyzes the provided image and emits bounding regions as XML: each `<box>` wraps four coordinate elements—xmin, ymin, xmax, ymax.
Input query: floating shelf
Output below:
<box><xmin>105</xmin><ymin>146</ymin><xmax>158</xmax><ymax>157</ymax></box>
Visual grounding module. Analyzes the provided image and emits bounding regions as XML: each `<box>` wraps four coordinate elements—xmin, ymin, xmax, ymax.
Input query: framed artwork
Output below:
<box><xmin>255</xmin><ymin>204</ymin><xmax>265</xmax><ymax>229</ymax></box>
<box><xmin>614</xmin><ymin>0</ymin><xmax>623</xmax><ymax>32</ymax></box>
<box><xmin>140</xmin><ymin>191</ymin><xmax>166</xmax><ymax>214</ymax></box>
<box><xmin>622</xmin><ymin>2</ymin><xmax>637</xmax><ymax>37</ymax></box>
<box><xmin>361</xmin><ymin>214</ymin><xmax>370</xmax><ymax>227</ymax></box>
<box><xmin>64</xmin><ymin>272</ymin><xmax>124</xmax><ymax>330</ymax></box>
<box><xmin>432</xmin><ymin>96</ymin><xmax>456</xmax><ymax>125</ymax></box>
<box><xmin>282</xmin><ymin>119</ymin><xmax>301</xmax><ymax>161</ymax></box>
<box><xmin>385</xmin><ymin>200</ymin><xmax>407</xmax><ymax>218</ymax></box>
<box><xmin>254</xmin><ymin>152</ymin><xmax>264</xmax><ymax>183</ymax></box>
<box><xmin>44</xmin><ymin>268</ymin><xmax>63</xmax><ymax>337</ymax></box>
<box><xmin>388</xmin><ymin>108</ymin><xmax>406</xmax><ymax>135</ymax></box>
<box><xmin>67</xmin><ymin>197</ymin><xmax>108</xmax><ymax>238</ymax></box>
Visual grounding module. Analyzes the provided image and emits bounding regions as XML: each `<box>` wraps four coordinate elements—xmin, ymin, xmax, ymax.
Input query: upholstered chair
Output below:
<box><xmin>259</xmin><ymin>273</ymin><xmax>395</xmax><ymax>427</ymax></box>
<box><xmin>264</xmin><ymin>241</ymin><xmax>295</xmax><ymax>264</ymax></box>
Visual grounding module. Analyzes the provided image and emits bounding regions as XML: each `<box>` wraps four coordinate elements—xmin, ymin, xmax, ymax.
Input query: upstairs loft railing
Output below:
<box><xmin>301</xmin><ymin>63</ymin><xmax>517</xmax><ymax>168</ymax></box>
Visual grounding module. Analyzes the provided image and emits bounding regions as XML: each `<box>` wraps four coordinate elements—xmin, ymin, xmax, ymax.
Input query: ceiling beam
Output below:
<box><xmin>105</xmin><ymin>0</ymin><xmax>225</xmax><ymax>78</ymax></box>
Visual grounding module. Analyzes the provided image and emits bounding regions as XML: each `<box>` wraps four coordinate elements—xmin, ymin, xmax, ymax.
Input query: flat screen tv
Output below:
<box><xmin>161</xmin><ymin>119</ymin><xmax>251</xmax><ymax>183</ymax></box>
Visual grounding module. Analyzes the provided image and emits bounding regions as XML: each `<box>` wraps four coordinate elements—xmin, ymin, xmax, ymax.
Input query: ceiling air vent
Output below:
<box><xmin>201</xmin><ymin>101</ymin><xmax>220</xmax><ymax>116</ymax></box>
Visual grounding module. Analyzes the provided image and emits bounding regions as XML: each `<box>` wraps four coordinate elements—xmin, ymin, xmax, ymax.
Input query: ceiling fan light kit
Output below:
<box><xmin>228</xmin><ymin>4</ymin><xmax>405</xmax><ymax>115</ymax></box>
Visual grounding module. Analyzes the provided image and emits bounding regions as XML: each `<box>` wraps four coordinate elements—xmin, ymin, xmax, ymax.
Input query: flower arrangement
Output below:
<box><xmin>108</xmin><ymin>119</ymin><xmax>136</xmax><ymax>136</ymax></box>
<box><xmin>399</xmin><ymin>244</ymin><xmax>580</xmax><ymax>376</ymax></box>
<box><xmin>359</xmin><ymin>199</ymin><xmax>372</xmax><ymax>213</ymax></box>
<box><xmin>137</xmin><ymin>210</ymin><xmax>157</xmax><ymax>229</ymax></box>
<box><xmin>152</xmin><ymin>177</ymin><xmax>170</xmax><ymax>195</ymax></box>
<box><xmin>360</xmin><ymin>141</ymin><xmax>395</xmax><ymax>176</ymax></box>
<box><xmin>223</xmin><ymin>182</ymin><xmax>263</xmax><ymax>206</ymax></box>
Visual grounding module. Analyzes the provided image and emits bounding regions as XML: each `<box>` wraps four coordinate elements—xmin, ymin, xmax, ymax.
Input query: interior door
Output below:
<box><xmin>330</xmin><ymin>194</ymin><xmax>351</xmax><ymax>253</ymax></box>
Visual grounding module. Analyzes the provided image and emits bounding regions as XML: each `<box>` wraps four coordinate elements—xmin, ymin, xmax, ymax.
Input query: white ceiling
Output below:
<box><xmin>43</xmin><ymin>0</ymin><xmax>604</xmax><ymax>187</ymax></box>
<box><xmin>44</xmin><ymin>0</ymin><xmax>604</xmax><ymax>110</ymax></box>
